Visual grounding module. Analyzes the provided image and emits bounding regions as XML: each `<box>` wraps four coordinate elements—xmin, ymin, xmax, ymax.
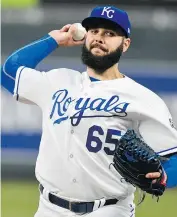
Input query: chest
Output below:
<box><xmin>48</xmin><ymin>86</ymin><xmax>133</xmax><ymax>127</ymax></box>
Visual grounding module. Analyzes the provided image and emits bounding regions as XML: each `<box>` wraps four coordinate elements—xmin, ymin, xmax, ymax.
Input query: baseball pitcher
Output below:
<box><xmin>2</xmin><ymin>6</ymin><xmax>177</xmax><ymax>217</ymax></box>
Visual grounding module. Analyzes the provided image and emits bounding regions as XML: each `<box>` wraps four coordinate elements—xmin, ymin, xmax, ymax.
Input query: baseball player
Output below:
<box><xmin>2</xmin><ymin>5</ymin><xmax>177</xmax><ymax>217</ymax></box>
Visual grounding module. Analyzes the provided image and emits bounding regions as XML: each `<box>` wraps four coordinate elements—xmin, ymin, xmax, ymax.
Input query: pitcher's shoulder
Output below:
<box><xmin>45</xmin><ymin>68</ymin><xmax>81</xmax><ymax>79</ymax></box>
<box><xmin>46</xmin><ymin>68</ymin><xmax>81</xmax><ymax>75</ymax></box>
<box><xmin>126</xmin><ymin>76</ymin><xmax>164</xmax><ymax>104</ymax></box>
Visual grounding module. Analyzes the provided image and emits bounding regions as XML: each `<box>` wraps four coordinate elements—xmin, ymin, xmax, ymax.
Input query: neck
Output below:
<box><xmin>87</xmin><ymin>63</ymin><xmax>123</xmax><ymax>81</ymax></box>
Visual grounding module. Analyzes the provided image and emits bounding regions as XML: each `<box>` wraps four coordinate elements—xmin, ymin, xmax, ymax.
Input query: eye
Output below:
<box><xmin>90</xmin><ymin>29</ymin><xmax>99</xmax><ymax>34</ymax></box>
<box><xmin>105</xmin><ymin>31</ymin><xmax>115</xmax><ymax>37</ymax></box>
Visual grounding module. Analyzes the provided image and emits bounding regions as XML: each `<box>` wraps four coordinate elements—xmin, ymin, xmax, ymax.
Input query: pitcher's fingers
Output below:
<box><xmin>60</xmin><ymin>24</ymin><xmax>72</xmax><ymax>32</ymax></box>
<box><xmin>73</xmin><ymin>39</ymin><xmax>85</xmax><ymax>45</ymax></box>
<box><xmin>145</xmin><ymin>172</ymin><xmax>161</xmax><ymax>179</ymax></box>
<box><xmin>161</xmin><ymin>171</ymin><xmax>167</xmax><ymax>183</ymax></box>
<box><xmin>152</xmin><ymin>179</ymin><xmax>157</xmax><ymax>184</ymax></box>
<box><xmin>72</xmin><ymin>32</ymin><xmax>87</xmax><ymax>44</ymax></box>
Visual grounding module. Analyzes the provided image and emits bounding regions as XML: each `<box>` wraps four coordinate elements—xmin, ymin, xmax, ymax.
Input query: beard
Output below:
<box><xmin>81</xmin><ymin>42</ymin><xmax>123</xmax><ymax>74</ymax></box>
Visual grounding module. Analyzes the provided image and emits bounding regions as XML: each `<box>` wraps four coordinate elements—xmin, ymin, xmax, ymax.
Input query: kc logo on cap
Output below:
<box><xmin>82</xmin><ymin>6</ymin><xmax>131</xmax><ymax>37</ymax></box>
<box><xmin>101</xmin><ymin>7</ymin><xmax>115</xmax><ymax>19</ymax></box>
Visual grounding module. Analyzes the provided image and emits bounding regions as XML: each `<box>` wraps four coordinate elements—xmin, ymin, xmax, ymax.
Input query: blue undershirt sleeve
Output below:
<box><xmin>1</xmin><ymin>34</ymin><xmax>58</xmax><ymax>94</ymax></box>
<box><xmin>162</xmin><ymin>154</ymin><xmax>177</xmax><ymax>188</ymax></box>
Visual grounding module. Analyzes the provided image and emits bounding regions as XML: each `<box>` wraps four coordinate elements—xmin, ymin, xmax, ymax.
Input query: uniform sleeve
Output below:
<box><xmin>162</xmin><ymin>155</ymin><xmax>177</xmax><ymax>188</ymax></box>
<box><xmin>2</xmin><ymin>34</ymin><xmax>58</xmax><ymax>96</ymax></box>
<box><xmin>13</xmin><ymin>66</ymin><xmax>48</xmax><ymax>106</ymax></box>
<box><xmin>138</xmin><ymin>96</ymin><xmax>177</xmax><ymax>156</ymax></box>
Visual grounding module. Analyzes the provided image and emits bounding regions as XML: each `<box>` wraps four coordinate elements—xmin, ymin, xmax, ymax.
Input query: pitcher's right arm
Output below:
<box><xmin>1</xmin><ymin>24</ymin><xmax>85</xmax><ymax>94</ymax></box>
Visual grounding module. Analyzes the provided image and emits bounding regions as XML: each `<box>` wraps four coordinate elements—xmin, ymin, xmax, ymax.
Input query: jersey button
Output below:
<box><xmin>70</xmin><ymin>154</ymin><xmax>73</xmax><ymax>158</ymax></box>
<box><xmin>84</xmin><ymin>93</ymin><xmax>88</xmax><ymax>96</ymax></box>
<box><xmin>71</xmin><ymin>130</ymin><xmax>74</xmax><ymax>134</ymax></box>
<box><xmin>73</xmin><ymin>179</ymin><xmax>76</xmax><ymax>183</ymax></box>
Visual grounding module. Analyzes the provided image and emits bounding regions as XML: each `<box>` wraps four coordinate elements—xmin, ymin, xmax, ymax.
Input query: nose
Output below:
<box><xmin>95</xmin><ymin>39</ymin><xmax>103</xmax><ymax>44</ymax></box>
<box><xmin>95</xmin><ymin>37</ymin><xmax>104</xmax><ymax>44</ymax></box>
<box><xmin>94</xmin><ymin>33</ymin><xmax>104</xmax><ymax>44</ymax></box>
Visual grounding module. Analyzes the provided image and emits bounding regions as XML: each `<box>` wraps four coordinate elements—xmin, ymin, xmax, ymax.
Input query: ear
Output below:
<box><xmin>122</xmin><ymin>38</ymin><xmax>131</xmax><ymax>53</ymax></box>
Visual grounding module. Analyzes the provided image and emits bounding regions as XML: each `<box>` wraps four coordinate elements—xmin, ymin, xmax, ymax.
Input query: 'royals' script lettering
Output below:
<box><xmin>50</xmin><ymin>89</ymin><xmax>130</xmax><ymax>126</ymax></box>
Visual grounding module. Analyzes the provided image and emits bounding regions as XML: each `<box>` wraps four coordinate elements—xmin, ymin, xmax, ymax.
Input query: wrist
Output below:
<box><xmin>46</xmin><ymin>34</ymin><xmax>59</xmax><ymax>49</ymax></box>
<box><xmin>48</xmin><ymin>30</ymin><xmax>61</xmax><ymax>45</ymax></box>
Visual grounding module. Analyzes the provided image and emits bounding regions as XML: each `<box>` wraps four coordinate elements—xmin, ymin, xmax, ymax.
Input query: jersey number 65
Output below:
<box><xmin>86</xmin><ymin>125</ymin><xmax>121</xmax><ymax>155</ymax></box>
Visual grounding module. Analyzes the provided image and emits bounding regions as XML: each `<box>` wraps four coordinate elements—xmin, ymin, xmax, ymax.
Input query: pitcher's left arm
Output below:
<box><xmin>138</xmin><ymin>96</ymin><xmax>177</xmax><ymax>188</ymax></box>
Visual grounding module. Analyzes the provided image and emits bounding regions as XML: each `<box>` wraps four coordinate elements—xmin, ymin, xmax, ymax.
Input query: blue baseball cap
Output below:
<box><xmin>82</xmin><ymin>6</ymin><xmax>131</xmax><ymax>37</ymax></box>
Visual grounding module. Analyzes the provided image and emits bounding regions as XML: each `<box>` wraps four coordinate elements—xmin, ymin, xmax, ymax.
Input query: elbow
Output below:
<box><xmin>3</xmin><ymin>53</ymin><xmax>20</xmax><ymax>79</ymax></box>
<box><xmin>1</xmin><ymin>53</ymin><xmax>20</xmax><ymax>94</ymax></box>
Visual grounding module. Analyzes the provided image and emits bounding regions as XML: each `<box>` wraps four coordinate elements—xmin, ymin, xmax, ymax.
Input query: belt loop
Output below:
<box><xmin>92</xmin><ymin>199</ymin><xmax>101</xmax><ymax>211</ymax></box>
<box><xmin>43</xmin><ymin>188</ymin><xmax>50</xmax><ymax>201</ymax></box>
<box><xmin>99</xmin><ymin>198</ymin><xmax>106</xmax><ymax>208</ymax></box>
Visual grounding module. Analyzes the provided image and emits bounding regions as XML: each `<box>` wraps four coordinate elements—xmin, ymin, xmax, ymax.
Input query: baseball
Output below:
<box><xmin>72</xmin><ymin>23</ymin><xmax>86</xmax><ymax>41</ymax></box>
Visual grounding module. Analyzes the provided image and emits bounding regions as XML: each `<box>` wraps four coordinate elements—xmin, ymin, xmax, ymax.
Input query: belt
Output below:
<box><xmin>39</xmin><ymin>184</ymin><xmax>118</xmax><ymax>213</ymax></box>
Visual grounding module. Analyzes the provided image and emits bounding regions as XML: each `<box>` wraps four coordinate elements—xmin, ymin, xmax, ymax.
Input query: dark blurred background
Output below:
<box><xmin>1</xmin><ymin>1</ymin><xmax>177</xmax><ymax>217</ymax></box>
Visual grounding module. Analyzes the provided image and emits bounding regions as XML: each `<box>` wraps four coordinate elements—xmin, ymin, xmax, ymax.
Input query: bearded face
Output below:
<box><xmin>81</xmin><ymin>41</ymin><xmax>124</xmax><ymax>74</ymax></box>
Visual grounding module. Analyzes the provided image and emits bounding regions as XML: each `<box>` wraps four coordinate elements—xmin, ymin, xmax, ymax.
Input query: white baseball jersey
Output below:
<box><xmin>14</xmin><ymin>66</ymin><xmax>177</xmax><ymax>201</ymax></box>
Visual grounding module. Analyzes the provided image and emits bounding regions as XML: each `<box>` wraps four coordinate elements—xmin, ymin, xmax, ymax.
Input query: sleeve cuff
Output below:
<box><xmin>157</xmin><ymin>146</ymin><xmax>177</xmax><ymax>156</ymax></box>
<box><xmin>13</xmin><ymin>66</ymin><xmax>26</xmax><ymax>100</ymax></box>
